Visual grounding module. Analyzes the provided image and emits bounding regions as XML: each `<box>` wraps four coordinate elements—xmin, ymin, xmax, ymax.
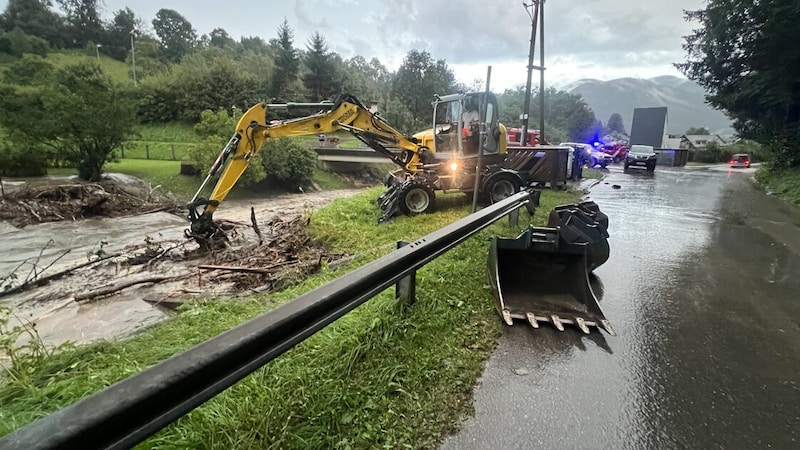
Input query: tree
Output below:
<box><xmin>391</xmin><ymin>50</ymin><xmax>457</xmax><ymax>128</ymax></box>
<box><xmin>0</xmin><ymin>63</ymin><xmax>137</xmax><ymax>181</ymax></box>
<box><xmin>208</xmin><ymin>28</ymin><xmax>236</xmax><ymax>50</ymax></box>
<box><xmin>303</xmin><ymin>32</ymin><xmax>336</xmax><ymax>100</ymax></box>
<box><xmin>606</xmin><ymin>113</ymin><xmax>626</xmax><ymax>134</ymax></box>
<box><xmin>270</xmin><ymin>18</ymin><xmax>300</xmax><ymax>100</ymax></box>
<box><xmin>685</xmin><ymin>127</ymin><xmax>710</xmax><ymax>135</ymax></box>
<box><xmin>2</xmin><ymin>53</ymin><xmax>53</xmax><ymax>84</ymax></box>
<box><xmin>0</xmin><ymin>0</ymin><xmax>65</xmax><ymax>48</ymax></box>
<box><xmin>56</xmin><ymin>0</ymin><xmax>104</xmax><ymax>48</ymax></box>
<box><xmin>0</xmin><ymin>26</ymin><xmax>50</xmax><ymax>56</ymax></box>
<box><xmin>104</xmin><ymin>7</ymin><xmax>143</xmax><ymax>61</ymax></box>
<box><xmin>152</xmin><ymin>8</ymin><xmax>196</xmax><ymax>62</ymax></box>
<box><xmin>496</xmin><ymin>86</ymin><xmax>596</xmax><ymax>142</ymax></box>
<box><xmin>676</xmin><ymin>0</ymin><xmax>800</xmax><ymax>168</ymax></box>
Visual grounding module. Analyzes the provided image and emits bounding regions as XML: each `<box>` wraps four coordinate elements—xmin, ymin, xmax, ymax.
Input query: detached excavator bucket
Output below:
<box><xmin>487</xmin><ymin>203</ymin><xmax>615</xmax><ymax>335</ymax></box>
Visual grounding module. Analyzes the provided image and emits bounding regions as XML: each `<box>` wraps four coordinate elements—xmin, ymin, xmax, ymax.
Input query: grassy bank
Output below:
<box><xmin>755</xmin><ymin>166</ymin><xmax>800</xmax><ymax>206</ymax></box>
<box><xmin>0</xmin><ymin>187</ymin><xmax>578</xmax><ymax>448</ymax></box>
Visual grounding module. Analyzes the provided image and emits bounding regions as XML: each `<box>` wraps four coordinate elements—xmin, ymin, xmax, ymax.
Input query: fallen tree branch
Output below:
<box><xmin>0</xmin><ymin>252</ymin><xmax>123</xmax><ymax>299</ymax></box>
<box><xmin>250</xmin><ymin>207</ymin><xmax>263</xmax><ymax>245</ymax></box>
<box><xmin>74</xmin><ymin>276</ymin><xmax>169</xmax><ymax>302</ymax></box>
<box><xmin>197</xmin><ymin>261</ymin><xmax>298</xmax><ymax>275</ymax></box>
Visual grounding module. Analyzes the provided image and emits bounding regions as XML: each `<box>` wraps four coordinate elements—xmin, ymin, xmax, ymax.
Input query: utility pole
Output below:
<box><xmin>521</xmin><ymin>1</ymin><xmax>539</xmax><ymax>147</ymax></box>
<box><xmin>130</xmin><ymin>33</ymin><xmax>137</xmax><ymax>85</ymax></box>
<box><xmin>538</xmin><ymin>0</ymin><xmax>546</xmax><ymax>144</ymax></box>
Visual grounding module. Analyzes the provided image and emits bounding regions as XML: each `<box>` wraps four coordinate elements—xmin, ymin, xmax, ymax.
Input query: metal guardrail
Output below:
<box><xmin>0</xmin><ymin>190</ymin><xmax>537</xmax><ymax>450</ymax></box>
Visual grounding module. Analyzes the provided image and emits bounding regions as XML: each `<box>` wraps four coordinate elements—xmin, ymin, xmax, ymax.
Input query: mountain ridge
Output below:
<box><xmin>567</xmin><ymin>76</ymin><xmax>734</xmax><ymax>136</ymax></box>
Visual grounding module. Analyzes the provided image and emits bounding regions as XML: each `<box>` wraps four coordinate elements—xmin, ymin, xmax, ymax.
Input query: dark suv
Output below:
<box><xmin>624</xmin><ymin>145</ymin><xmax>657</xmax><ymax>172</ymax></box>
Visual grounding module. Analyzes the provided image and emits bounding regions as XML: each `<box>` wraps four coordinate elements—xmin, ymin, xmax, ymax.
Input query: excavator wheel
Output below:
<box><xmin>398</xmin><ymin>182</ymin><xmax>435</xmax><ymax>216</ymax></box>
<box><xmin>485</xmin><ymin>173</ymin><xmax>521</xmax><ymax>204</ymax></box>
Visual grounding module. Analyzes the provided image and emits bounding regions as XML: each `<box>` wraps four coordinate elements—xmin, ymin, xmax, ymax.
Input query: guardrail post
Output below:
<box><xmin>395</xmin><ymin>241</ymin><xmax>416</xmax><ymax>304</ymax></box>
<box><xmin>508</xmin><ymin>207</ymin><xmax>520</xmax><ymax>226</ymax></box>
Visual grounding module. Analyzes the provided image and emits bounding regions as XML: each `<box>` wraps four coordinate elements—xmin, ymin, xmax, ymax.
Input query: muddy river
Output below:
<box><xmin>1</xmin><ymin>182</ymin><xmax>364</xmax><ymax>347</ymax></box>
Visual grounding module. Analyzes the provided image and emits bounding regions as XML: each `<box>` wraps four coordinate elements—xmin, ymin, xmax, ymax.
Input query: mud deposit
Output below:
<box><xmin>0</xmin><ymin>174</ymin><xmax>364</xmax><ymax>347</ymax></box>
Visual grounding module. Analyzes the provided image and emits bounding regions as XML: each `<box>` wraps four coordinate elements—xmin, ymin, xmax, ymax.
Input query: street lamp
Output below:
<box><xmin>95</xmin><ymin>44</ymin><xmax>102</xmax><ymax>62</ymax></box>
<box><xmin>130</xmin><ymin>32</ymin><xmax>137</xmax><ymax>85</ymax></box>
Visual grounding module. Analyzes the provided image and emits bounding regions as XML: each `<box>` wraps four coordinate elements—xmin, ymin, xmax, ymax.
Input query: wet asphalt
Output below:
<box><xmin>442</xmin><ymin>164</ymin><xmax>800</xmax><ymax>449</ymax></box>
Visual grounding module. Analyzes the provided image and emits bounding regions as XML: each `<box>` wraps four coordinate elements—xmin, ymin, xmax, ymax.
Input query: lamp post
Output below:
<box><xmin>95</xmin><ymin>44</ymin><xmax>102</xmax><ymax>62</ymax></box>
<box><xmin>130</xmin><ymin>32</ymin><xmax>137</xmax><ymax>85</ymax></box>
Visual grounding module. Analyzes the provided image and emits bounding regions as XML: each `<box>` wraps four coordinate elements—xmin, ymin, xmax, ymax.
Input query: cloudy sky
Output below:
<box><xmin>69</xmin><ymin>0</ymin><xmax>704</xmax><ymax>90</ymax></box>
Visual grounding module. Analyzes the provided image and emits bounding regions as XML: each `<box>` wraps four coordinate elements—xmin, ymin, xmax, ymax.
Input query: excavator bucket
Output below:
<box><xmin>487</xmin><ymin>202</ymin><xmax>615</xmax><ymax>335</ymax></box>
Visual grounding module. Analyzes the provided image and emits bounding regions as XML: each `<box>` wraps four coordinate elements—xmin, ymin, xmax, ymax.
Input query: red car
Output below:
<box><xmin>729</xmin><ymin>153</ymin><xmax>751</xmax><ymax>168</ymax></box>
<box><xmin>598</xmin><ymin>143</ymin><xmax>628</xmax><ymax>162</ymax></box>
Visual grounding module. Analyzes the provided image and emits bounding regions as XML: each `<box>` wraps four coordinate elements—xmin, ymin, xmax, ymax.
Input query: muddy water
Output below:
<box><xmin>443</xmin><ymin>165</ymin><xmax>800</xmax><ymax>449</ymax></box>
<box><xmin>1</xmin><ymin>188</ymin><xmax>365</xmax><ymax>347</ymax></box>
<box><xmin>1</xmin><ymin>212</ymin><xmax>188</xmax><ymax>346</ymax></box>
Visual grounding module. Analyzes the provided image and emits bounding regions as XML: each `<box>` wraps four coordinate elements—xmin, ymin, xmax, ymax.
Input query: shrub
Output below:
<box><xmin>0</xmin><ymin>142</ymin><xmax>48</xmax><ymax>177</ymax></box>
<box><xmin>261</xmin><ymin>138</ymin><xmax>317</xmax><ymax>188</ymax></box>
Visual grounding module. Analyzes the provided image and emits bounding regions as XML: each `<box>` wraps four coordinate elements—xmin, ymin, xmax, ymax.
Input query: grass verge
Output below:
<box><xmin>754</xmin><ymin>166</ymin><xmax>800</xmax><ymax>206</ymax></box>
<box><xmin>0</xmin><ymin>187</ymin><xmax>578</xmax><ymax>448</ymax></box>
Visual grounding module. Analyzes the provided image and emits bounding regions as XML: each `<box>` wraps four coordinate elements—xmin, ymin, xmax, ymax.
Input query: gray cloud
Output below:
<box><xmin>78</xmin><ymin>0</ymin><xmax>703</xmax><ymax>85</ymax></box>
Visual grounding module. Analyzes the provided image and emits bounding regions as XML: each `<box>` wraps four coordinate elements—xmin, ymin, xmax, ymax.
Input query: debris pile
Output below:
<box><xmin>197</xmin><ymin>214</ymin><xmax>347</xmax><ymax>292</ymax></box>
<box><xmin>0</xmin><ymin>181</ymin><xmax>178</xmax><ymax>227</ymax></box>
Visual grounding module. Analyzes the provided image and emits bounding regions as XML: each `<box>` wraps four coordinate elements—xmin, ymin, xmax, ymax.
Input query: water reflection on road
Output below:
<box><xmin>443</xmin><ymin>165</ymin><xmax>800</xmax><ymax>449</ymax></box>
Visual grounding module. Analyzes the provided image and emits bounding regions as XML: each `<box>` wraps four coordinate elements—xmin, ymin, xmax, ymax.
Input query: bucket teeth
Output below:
<box><xmin>501</xmin><ymin>309</ymin><xmax>514</xmax><ymax>326</ymax></box>
<box><xmin>525</xmin><ymin>312</ymin><xmax>539</xmax><ymax>328</ymax></box>
<box><xmin>551</xmin><ymin>315</ymin><xmax>565</xmax><ymax>332</ymax></box>
<box><xmin>575</xmin><ymin>317</ymin><xmax>590</xmax><ymax>334</ymax></box>
<box><xmin>601</xmin><ymin>320</ymin><xmax>616</xmax><ymax>336</ymax></box>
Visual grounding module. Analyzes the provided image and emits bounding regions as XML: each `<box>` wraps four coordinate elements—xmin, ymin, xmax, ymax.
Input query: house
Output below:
<box><xmin>680</xmin><ymin>134</ymin><xmax>727</xmax><ymax>149</ymax></box>
<box><xmin>661</xmin><ymin>134</ymin><xmax>727</xmax><ymax>150</ymax></box>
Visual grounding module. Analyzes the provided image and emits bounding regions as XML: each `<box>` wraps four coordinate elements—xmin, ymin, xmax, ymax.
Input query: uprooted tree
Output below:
<box><xmin>676</xmin><ymin>0</ymin><xmax>800</xmax><ymax>168</ymax></box>
<box><xmin>0</xmin><ymin>62</ymin><xmax>137</xmax><ymax>181</ymax></box>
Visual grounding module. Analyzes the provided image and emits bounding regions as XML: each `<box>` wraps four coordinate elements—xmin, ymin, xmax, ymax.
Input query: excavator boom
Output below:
<box><xmin>186</xmin><ymin>94</ymin><xmax>424</xmax><ymax>240</ymax></box>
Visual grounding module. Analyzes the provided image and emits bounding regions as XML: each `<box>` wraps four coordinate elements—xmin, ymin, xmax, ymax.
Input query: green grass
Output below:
<box><xmin>0</xmin><ymin>187</ymin><xmax>579</xmax><ymax>449</ymax></box>
<box><xmin>581</xmin><ymin>168</ymin><xmax>604</xmax><ymax>179</ymax></box>
<box><xmin>310</xmin><ymin>167</ymin><xmax>353</xmax><ymax>190</ymax></box>
<box><xmin>135</xmin><ymin>123</ymin><xmax>201</xmax><ymax>144</ymax></box>
<box><xmin>755</xmin><ymin>166</ymin><xmax>800</xmax><ymax>206</ymax></box>
<box><xmin>120</xmin><ymin>123</ymin><xmax>203</xmax><ymax>161</ymax></box>
<box><xmin>105</xmin><ymin>159</ymin><xmax>201</xmax><ymax>199</ymax></box>
<box><xmin>0</xmin><ymin>50</ymin><xmax>134</xmax><ymax>85</ymax></box>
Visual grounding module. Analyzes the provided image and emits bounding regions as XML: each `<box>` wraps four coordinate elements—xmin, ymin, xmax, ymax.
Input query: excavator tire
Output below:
<box><xmin>398</xmin><ymin>181</ymin><xmax>435</xmax><ymax>216</ymax></box>
<box><xmin>485</xmin><ymin>172</ymin><xmax>521</xmax><ymax>204</ymax></box>
<box><xmin>486</xmin><ymin>203</ymin><xmax>614</xmax><ymax>335</ymax></box>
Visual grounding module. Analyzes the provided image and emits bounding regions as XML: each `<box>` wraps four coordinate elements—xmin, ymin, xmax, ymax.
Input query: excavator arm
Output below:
<box><xmin>187</xmin><ymin>94</ymin><xmax>426</xmax><ymax>240</ymax></box>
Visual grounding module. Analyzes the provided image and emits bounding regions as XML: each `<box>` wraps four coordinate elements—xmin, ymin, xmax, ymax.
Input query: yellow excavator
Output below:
<box><xmin>187</xmin><ymin>92</ymin><xmax>529</xmax><ymax>240</ymax></box>
<box><xmin>185</xmin><ymin>93</ymin><xmax>614</xmax><ymax>335</ymax></box>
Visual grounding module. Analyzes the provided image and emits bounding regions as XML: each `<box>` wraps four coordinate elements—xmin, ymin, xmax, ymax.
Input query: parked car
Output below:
<box><xmin>598</xmin><ymin>143</ymin><xmax>628</xmax><ymax>162</ymax></box>
<box><xmin>624</xmin><ymin>144</ymin><xmax>657</xmax><ymax>172</ymax></box>
<box><xmin>729</xmin><ymin>153</ymin><xmax>751</xmax><ymax>168</ymax></box>
<box><xmin>560</xmin><ymin>142</ymin><xmax>612</xmax><ymax>169</ymax></box>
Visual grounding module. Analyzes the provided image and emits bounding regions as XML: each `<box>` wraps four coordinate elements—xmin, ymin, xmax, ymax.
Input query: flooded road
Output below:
<box><xmin>443</xmin><ymin>165</ymin><xmax>800</xmax><ymax>449</ymax></box>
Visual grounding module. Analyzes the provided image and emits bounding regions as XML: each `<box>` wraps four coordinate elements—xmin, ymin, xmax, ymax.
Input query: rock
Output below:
<box><xmin>612</xmin><ymin>184</ymin><xmax>622</xmax><ymax>189</ymax></box>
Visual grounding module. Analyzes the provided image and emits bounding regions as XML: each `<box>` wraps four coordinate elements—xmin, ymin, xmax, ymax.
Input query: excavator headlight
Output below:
<box><xmin>450</xmin><ymin>162</ymin><xmax>458</xmax><ymax>172</ymax></box>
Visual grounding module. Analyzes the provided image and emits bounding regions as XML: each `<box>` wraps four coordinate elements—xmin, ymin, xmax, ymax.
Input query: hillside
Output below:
<box><xmin>0</xmin><ymin>50</ymin><xmax>134</xmax><ymax>85</ymax></box>
<box><xmin>567</xmin><ymin>76</ymin><xmax>734</xmax><ymax>136</ymax></box>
